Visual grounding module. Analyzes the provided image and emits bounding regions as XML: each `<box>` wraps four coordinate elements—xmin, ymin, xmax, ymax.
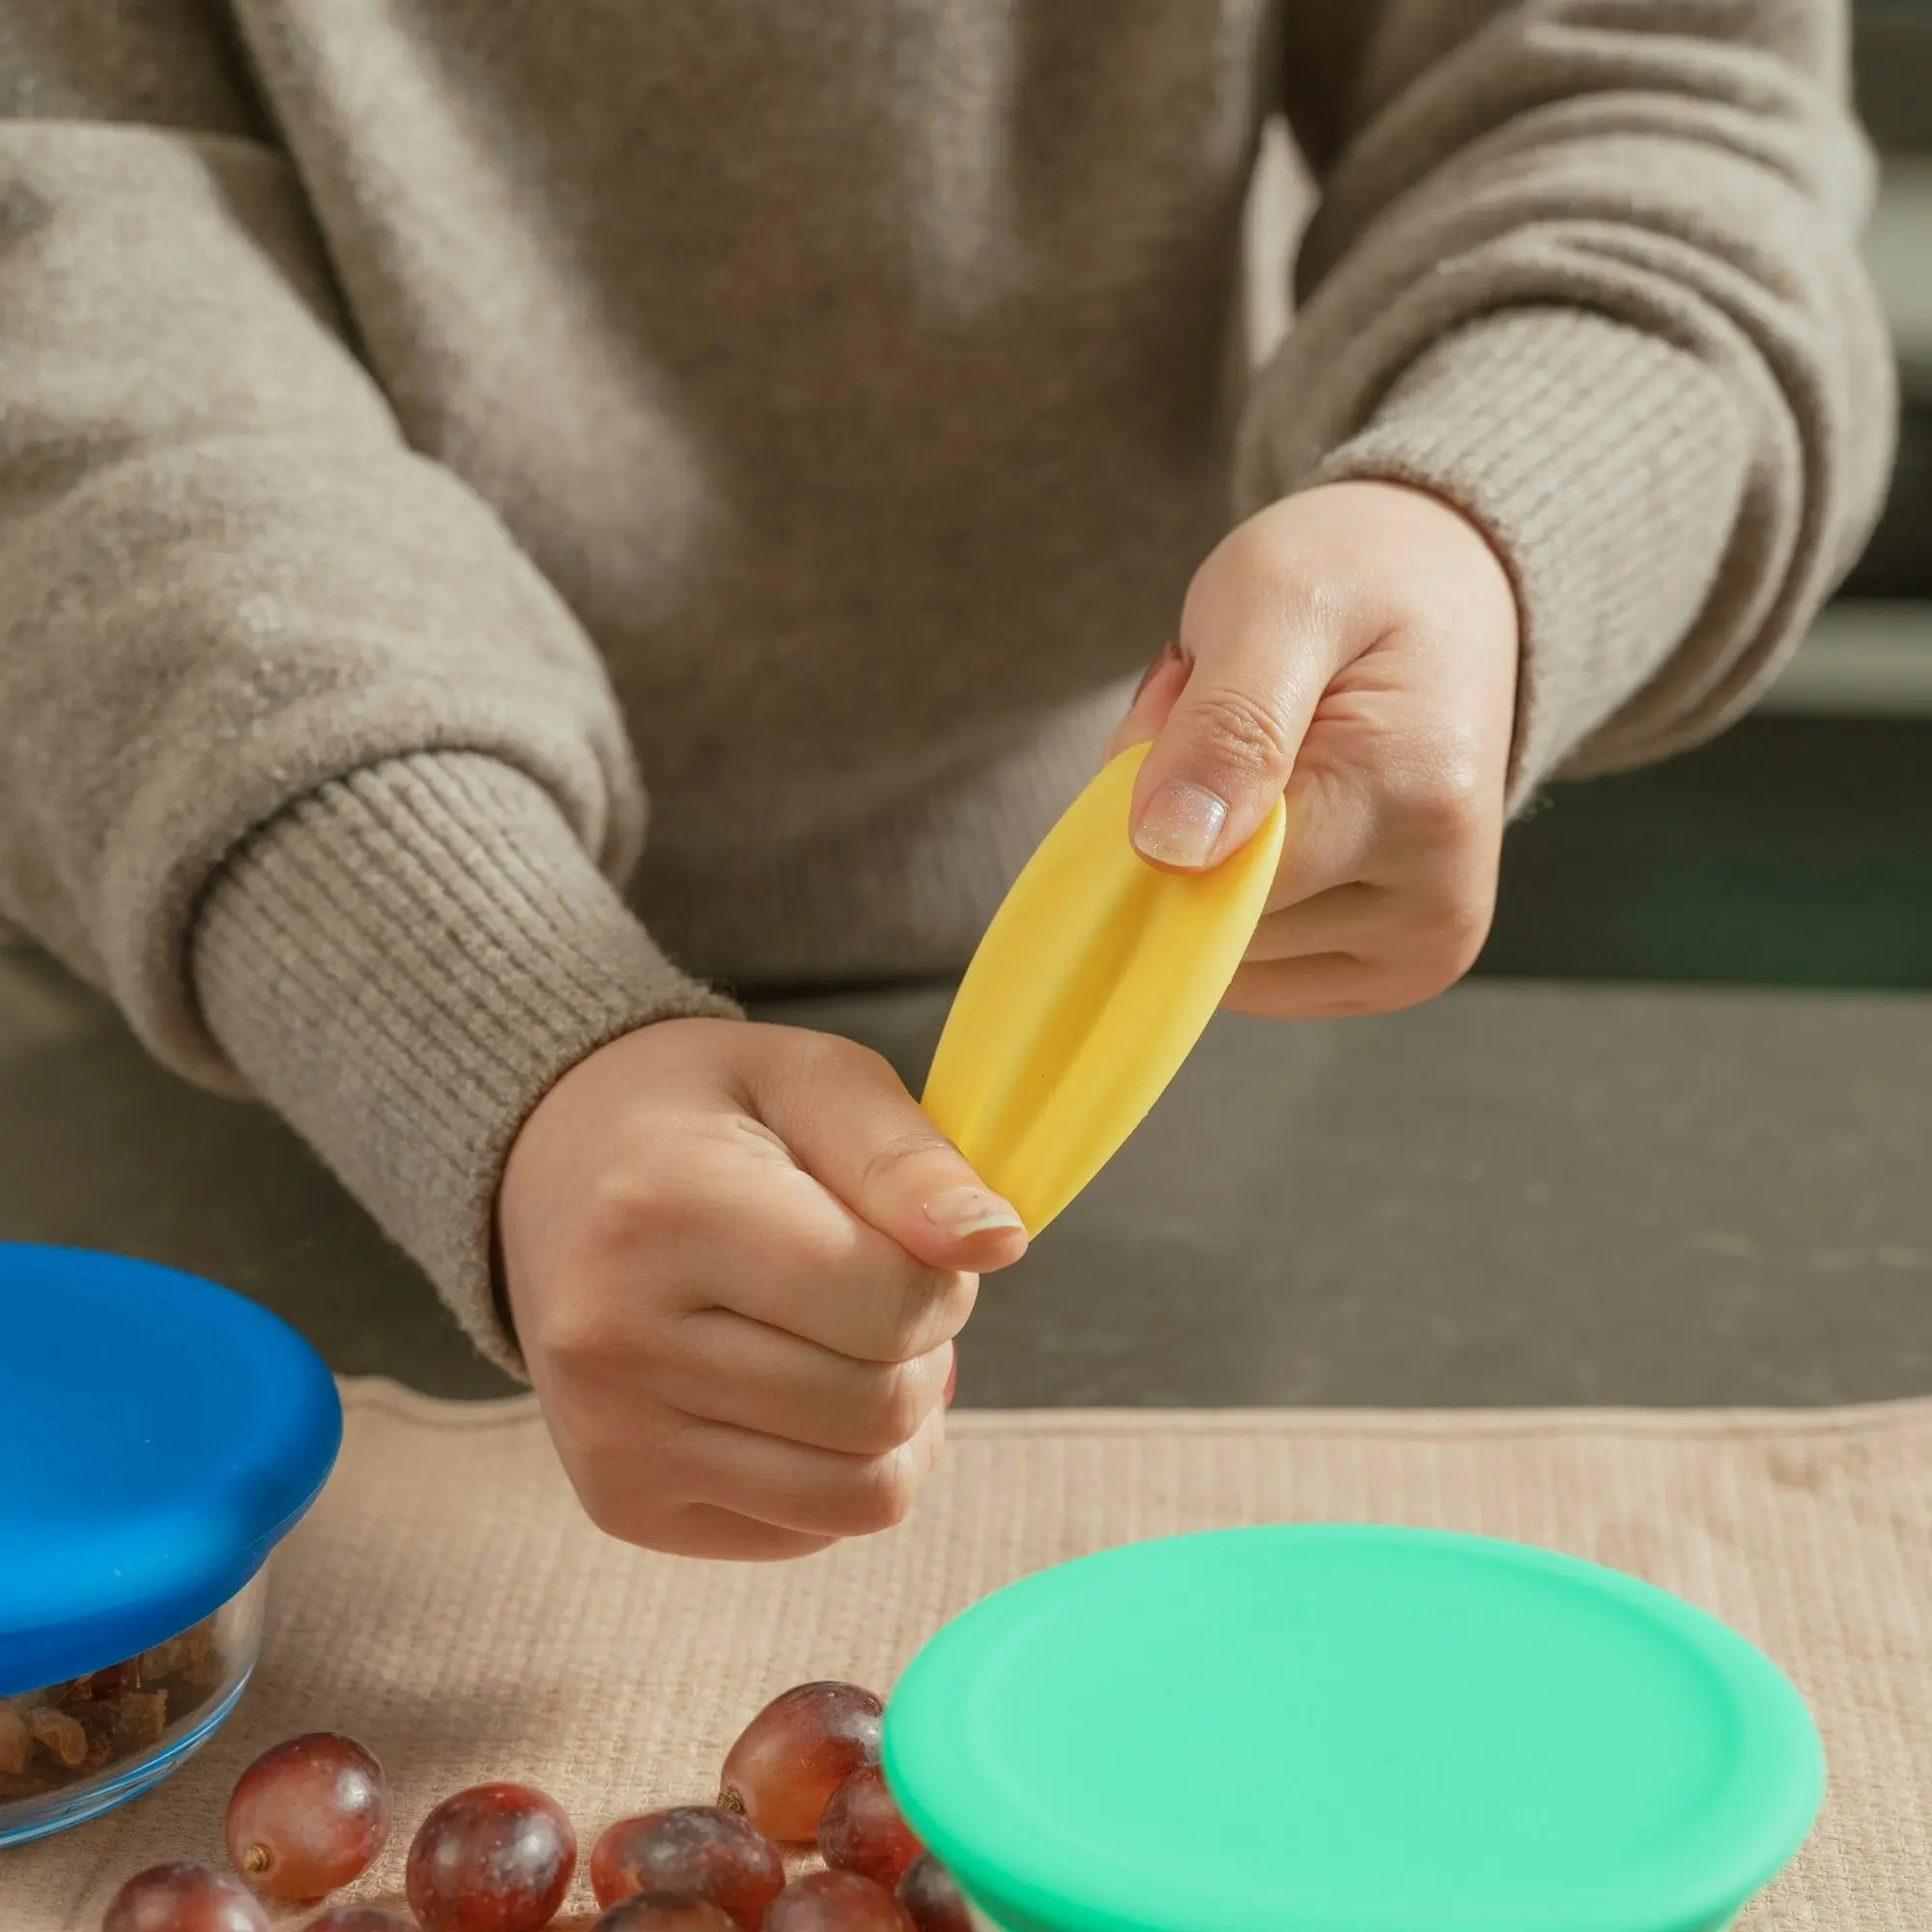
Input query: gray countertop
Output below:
<box><xmin>2</xmin><ymin>943</ymin><xmax>1926</xmax><ymax>1408</ymax></box>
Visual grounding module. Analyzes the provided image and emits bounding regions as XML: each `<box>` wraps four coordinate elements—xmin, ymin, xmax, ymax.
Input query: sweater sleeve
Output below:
<box><xmin>1252</xmin><ymin>1</ymin><xmax>1897</xmax><ymax>808</ymax></box>
<box><xmin>0</xmin><ymin>2</ymin><xmax>732</xmax><ymax>1366</ymax></box>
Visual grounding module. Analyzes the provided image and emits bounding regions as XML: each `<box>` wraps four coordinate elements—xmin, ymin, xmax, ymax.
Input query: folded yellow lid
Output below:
<box><xmin>922</xmin><ymin>742</ymin><xmax>1285</xmax><ymax>1235</ymax></box>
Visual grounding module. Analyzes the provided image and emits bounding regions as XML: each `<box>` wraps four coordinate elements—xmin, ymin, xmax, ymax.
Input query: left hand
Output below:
<box><xmin>1108</xmin><ymin>479</ymin><xmax>1520</xmax><ymax>1018</ymax></box>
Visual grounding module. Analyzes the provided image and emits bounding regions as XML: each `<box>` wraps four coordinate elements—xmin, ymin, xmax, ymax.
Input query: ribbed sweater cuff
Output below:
<box><xmin>191</xmin><ymin>752</ymin><xmax>738</xmax><ymax>1374</ymax></box>
<box><xmin>1307</xmin><ymin>307</ymin><xmax>1751</xmax><ymax>812</ymax></box>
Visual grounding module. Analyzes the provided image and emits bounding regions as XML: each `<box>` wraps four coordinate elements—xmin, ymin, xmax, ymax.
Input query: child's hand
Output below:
<box><xmin>497</xmin><ymin>1017</ymin><xmax>1027</xmax><ymax>1559</ymax></box>
<box><xmin>1110</xmin><ymin>480</ymin><xmax>1520</xmax><ymax>1017</ymax></box>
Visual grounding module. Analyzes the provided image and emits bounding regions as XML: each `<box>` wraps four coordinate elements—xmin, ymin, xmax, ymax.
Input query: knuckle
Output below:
<box><xmin>1197</xmin><ymin>523</ymin><xmax>1334</xmax><ymax>626</ymax></box>
<box><xmin>880</xmin><ymin>1276</ymin><xmax>933</xmax><ymax>1366</ymax></box>
<box><xmin>1321</xmin><ymin>988</ymin><xmax>1386</xmax><ymax>1019</ymax></box>
<box><xmin>1402</xmin><ymin>960</ymin><xmax>1465</xmax><ymax>1008</ymax></box>
<box><xmin>778</xmin><ymin>1031</ymin><xmax>887</xmax><ymax>1108</ymax></box>
<box><xmin>1389</xmin><ymin>744</ymin><xmax>1491</xmax><ymax>844</ymax></box>
<box><xmin>785</xmin><ymin>1029</ymin><xmax>864</xmax><ymax>1084</ymax></box>
<box><xmin>575</xmin><ymin>1479</ymin><xmax>639</xmax><ymax>1544</ymax></box>
<box><xmin>858</xmin><ymin>1127</ymin><xmax>957</xmax><ymax>1201</ymax></box>
<box><xmin>842</xmin><ymin>1448</ymin><xmax>923</xmax><ymax>1534</ymax></box>
<box><xmin>582</xmin><ymin>1162</ymin><xmax>677</xmax><ymax>1243</ymax></box>
<box><xmin>1417</xmin><ymin>887</ymin><xmax>1495</xmax><ymax>982</ymax></box>
<box><xmin>567</xmin><ymin>1445</ymin><xmax>675</xmax><ymax>1545</ymax></box>
<box><xmin>531</xmin><ymin>1310</ymin><xmax>608</xmax><ymax>1371</ymax></box>
<box><xmin>881</xmin><ymin>1266</ymin><xmax>977</xmax><ymax>1363</ymax></box>
<box><xmin>1184</xmin><ymin>685</ymin><xmax>1297</xmax><ymax>781</ymax></box>
<box><xmin>523</xmin><ymin>1280</ymin><xmax>626</xmax><ymax>1370</ymax></box>
<box><xmin>1363</xmin><ymin>954</ymin><xmax>1463</xmax><ymax>1015</ymax></box>
<box><xmin>852</xmin><ymin>1363</ymin><xmax>929</xmax><ymax>1454</ymax></box>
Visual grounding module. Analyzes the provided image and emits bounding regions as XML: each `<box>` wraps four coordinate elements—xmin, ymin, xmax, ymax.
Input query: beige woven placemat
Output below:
<box><xmin>7</xmin><ymin>1383</ymin><xmax>1929</xmax><ymax>1929</ymax></box>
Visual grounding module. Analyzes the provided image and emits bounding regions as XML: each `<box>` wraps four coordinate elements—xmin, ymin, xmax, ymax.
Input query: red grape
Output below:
<box><xmin>818</xmin><ymin>1768</ymin><xmax>923</xmax><ymax>1889</ymax></box>
<box><xmin>593</xmin><ymin>1896</ymin><xmax>739</xmax><ymax>1932</ymax></box>
<box><xmin>767</xmin><ymin>1871</ymin><xmax>917</xmax><ymax>1932</ymax></box>
<box><xmin>718</xmin><ymin>1682</ymin><xmax>883</xmax><ymax>1841</ymax></box>
<box><xmin>101</xmin><ymin>1862</ymin><xmax>269</xmax><ymax>1932</ymax></box>
<box><xmin>306</xmin><ymin>1914</ymin><xmax>414</xmax><ymax>1932</ymax></box>
<box><xmin>589</xmin><ymin>1805</ymin><xmax>783</xmax><ymax>1924</ymax></box>
<box><xmin>406</xmin><ymin>1782</ymin><xmax>578</xmax><ymax>1932</ymax></box>
<box><xmin>226</xmin><ymin>1732</ymin><xmax>392</xmax><ymax>1900</ymax></box>
<box><xmin>895</xmin><ymin>1858</ymin><xmax>972</xmax><ymax>1932</ymax></box>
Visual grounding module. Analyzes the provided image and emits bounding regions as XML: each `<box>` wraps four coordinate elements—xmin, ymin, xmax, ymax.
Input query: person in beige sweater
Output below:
<box><xmin>0</xmin><ymin>3</ymin><xmax>1894</xmax><ymax>1557</ymax></box>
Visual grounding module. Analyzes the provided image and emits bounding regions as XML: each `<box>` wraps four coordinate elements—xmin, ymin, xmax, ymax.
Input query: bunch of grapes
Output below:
<box><xmin>99</xmin><ymin>1682</ymin><xmax>976</xmax><ymax>1932</ymax></box>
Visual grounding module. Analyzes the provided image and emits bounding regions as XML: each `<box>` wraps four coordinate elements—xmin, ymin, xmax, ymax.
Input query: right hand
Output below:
<box><xmin>497</xmin><ymin>1017</ymin><xmax>1028</xmax><ymax>1560</ymax></box>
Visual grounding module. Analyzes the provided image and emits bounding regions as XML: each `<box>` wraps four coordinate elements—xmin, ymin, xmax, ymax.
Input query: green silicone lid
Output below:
<box><xmin>882</xmin><ymin>1525</ymin><xmax>1823</xmax><ymax>1932</ymax></box>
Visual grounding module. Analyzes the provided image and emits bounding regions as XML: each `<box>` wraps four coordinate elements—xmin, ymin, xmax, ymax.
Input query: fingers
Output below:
<box><xmin>1226</xmin><ymin>879</ymin><xmax>1494</xmax><ymax>1017</ymax></box>
<box><xmin>504</xmin><ymin>1018</ymin><xmax>991</xmax><ymax>1560</ymax></box>
<box><xmin>545</xmin><ymin>1328</ymin><xmax>951</xmax><ymax>1548</ymax></box>
<box><xmin>577</xmin><ymin>1413</ymin><xmax>947</xmax><ymax>1548</ymax></box>
<box><xmin>1241</xmin><ymin>881</ymin><xmax>1384</xmax><ymax>961</ymax></box>
<box><xmin>1226</xmin><ymin>650</ymin><xmax>1499</xmax><ymax>921</ymax></box>
<box><xmin>566</xmin><ymin>1422</ymin><xmax>937</xmax><ymax>1553</ymax></box>
<box><xmin>1232</xmin><ymin>847</ymin><xmax>1496</xmax><ymax>1014</ymax></box>
<box><xmin>1226</xmin><ymin>952</ymin><xmax>1424</xmax><ymax>1020</ymax></box>
<box><xmin>679</xmin><ymin>1405</ymin><xmax>950</xmax><ymax>1541</ymax></box>
<box><xmin>622</xmin><ymin>1508</ymin><xmax>839</xmax><ymax>1564</ymax></box>
<box><xmin>1235</xmin><ymin>707</ymin><xmax>1504</xmax><ymax>1008</ymax></box>
<box><xmin>743</xmin><ymin>1027</ymin><xmax>1029</xmax><ymax>1273</ymax></box>
<box><xmin>593</xmin><ymin>1141</ymin><xmax>981</xmax><ymax>1365</ymax></box>
<box><xmin>656</xmin><ymin>1307</ymin><xmax>953</xmax><ymax>1456</ymax></box>
<box><xmin>535</xmin><ymin>1026</ymin><xmax>1007</xmax><ymax>1365</ymax></box>
<box><xmin>1263</xmin><ymin>749</ymin><xmax>1377</xmax><ymax>914</ymax></box>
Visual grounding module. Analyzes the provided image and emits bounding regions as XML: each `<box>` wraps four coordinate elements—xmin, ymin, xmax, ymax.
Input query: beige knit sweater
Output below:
<box><xmin>0</xmin><ymin>2</ymin><xmax>1894</xmax><ymax>1363</ymax></box>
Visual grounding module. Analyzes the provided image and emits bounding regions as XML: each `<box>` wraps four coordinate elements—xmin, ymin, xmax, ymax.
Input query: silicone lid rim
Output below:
<box><xmin>883</xmin><ymin>1523</ymin><xmax>1824</xmax><ymax>1932</ymax></box>
<box><xmin>0</xmin><ymin>1242</ymin><xmax>342</xmax><ymax>1693</ymax></box>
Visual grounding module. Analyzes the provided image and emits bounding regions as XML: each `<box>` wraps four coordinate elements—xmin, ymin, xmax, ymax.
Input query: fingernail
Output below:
<box><xmin>1133</xmin><ymin>781</ymin><xmax>1229</xmax><ymax>868</ymax></box>
<box><xmin>924</xmin><ymin>1184</ymin><xmax>1025</xmax><ymax>1239</ymax></box>
<box><xmin>944</xmin><ymin>1350</ymin><xmax>959</xmax><ymax>1406</ymax></box>
<box><xmin>1131</xmin><ymin>639</ymin><xmax>1182</xmax><ymax>704</ymax></box>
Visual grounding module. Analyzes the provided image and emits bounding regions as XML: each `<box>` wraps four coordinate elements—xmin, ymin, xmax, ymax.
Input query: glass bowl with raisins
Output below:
<box><xmin>0</xmin><ymin>1243</ymin><xmax>341</xmax><ymax>1846</ymax></box>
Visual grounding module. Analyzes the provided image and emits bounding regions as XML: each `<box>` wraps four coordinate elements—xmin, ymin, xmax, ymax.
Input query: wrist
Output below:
<box><xmin>196</xmin><ymin>753</ymin><xmax>738</xmax><ymax>1375</ymax></box>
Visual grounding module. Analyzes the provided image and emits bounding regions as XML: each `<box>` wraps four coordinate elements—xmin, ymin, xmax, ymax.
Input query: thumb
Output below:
<box><xmin>1122</xmin><ymin>582</ymin><xmax>1336</xmax><ymax>874</ymax></box>
<box><xmin>748</xmin><ymin>1029</ymin><xmax>1031</xmax><ymax>1275</ymax></box>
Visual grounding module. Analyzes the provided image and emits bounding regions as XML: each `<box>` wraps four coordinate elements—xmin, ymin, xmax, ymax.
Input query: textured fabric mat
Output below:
<box><xmin>6</xmin><ymin>1383</ymin><xmax>1929</xmax><ymax>1928</ymax></box>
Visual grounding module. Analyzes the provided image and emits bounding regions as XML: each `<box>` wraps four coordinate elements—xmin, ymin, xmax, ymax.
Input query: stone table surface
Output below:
<box><xmin>2</xmin><ymin>941</ymin><xmax>1926</xmax><ymax>1407</ymax></box>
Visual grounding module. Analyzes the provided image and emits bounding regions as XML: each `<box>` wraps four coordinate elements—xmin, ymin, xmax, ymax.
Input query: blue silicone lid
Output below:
<box><xmin>883</xmin><ymin>1524</ymin><xmax>1826</xmax><ymax>1932</ymax></box>
<box><xmin>0</xmin><ymin>1243</ymin><xmax>341</xmax><ymax>1695</ymax></box>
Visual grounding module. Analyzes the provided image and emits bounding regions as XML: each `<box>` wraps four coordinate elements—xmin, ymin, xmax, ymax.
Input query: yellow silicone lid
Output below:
<box><xmin>922</xmin><ymin>741</ymin><xmax>1286</xmax><ymax>1235</ymax></box>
